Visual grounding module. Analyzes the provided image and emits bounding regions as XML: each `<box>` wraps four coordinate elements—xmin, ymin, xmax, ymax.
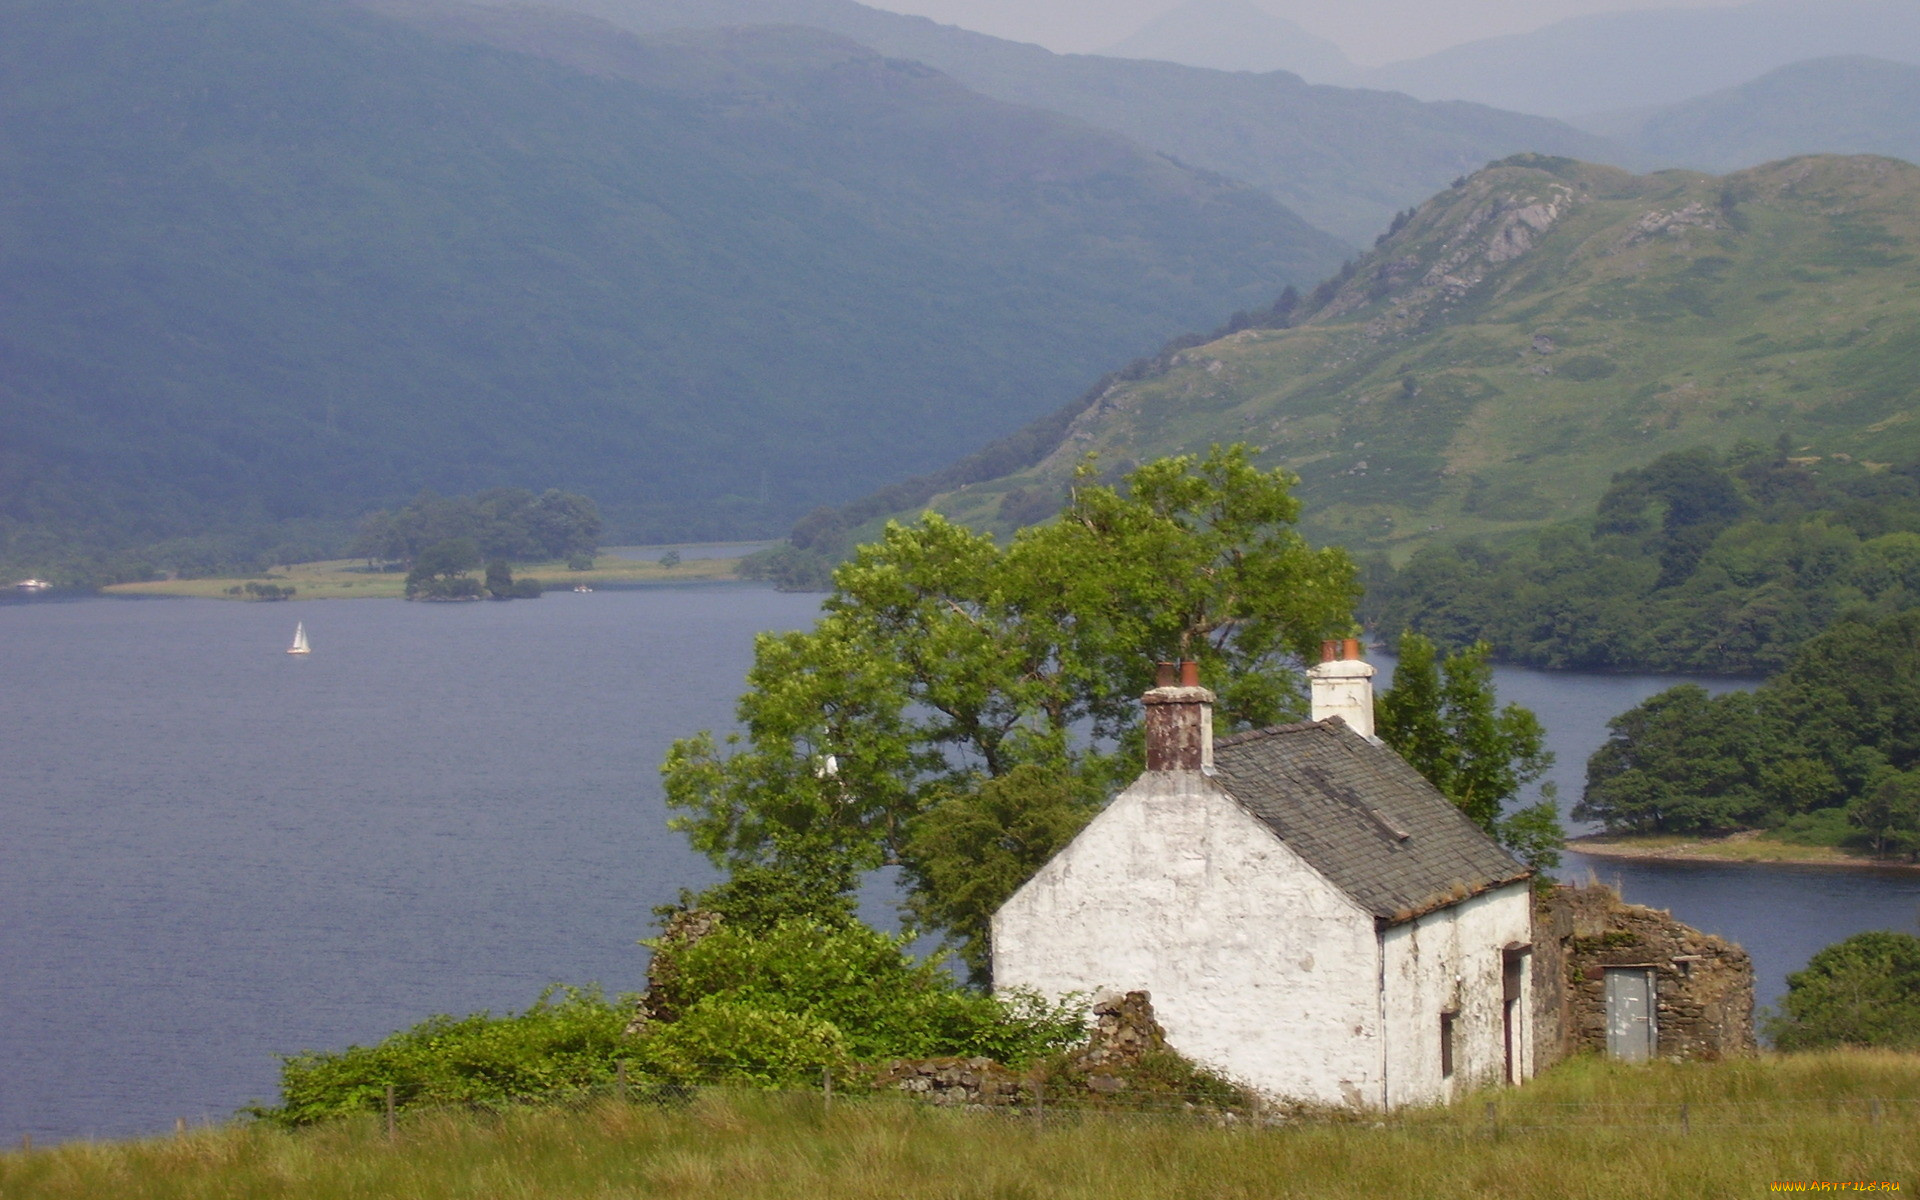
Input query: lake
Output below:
<box><xmin>3</xmin><ymin>587</ymin><xmax>1917</xmax><ymax>1142</ymax></box>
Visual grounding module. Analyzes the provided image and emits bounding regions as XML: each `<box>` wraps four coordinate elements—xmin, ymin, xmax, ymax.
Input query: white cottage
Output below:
<box><xmin>992</xmin><ymin>645</ymin><xmax>1536</xmax><ymax>1109</ymax></box>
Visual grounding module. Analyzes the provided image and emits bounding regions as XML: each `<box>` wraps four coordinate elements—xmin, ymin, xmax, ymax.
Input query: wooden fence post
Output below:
<box><xmin>616</xmin><ymin>1060</ymin><xmax>628</xmax><ymax>1101</ymax></box>
<box><xmin>175</xmin><ymin>1117</ymin><xmax>187</xmax><ymax>1137</ymax></box>
<box><xmin>822</xmin><ymin>1066</ymin><xmax>833</xmax><ymax>1112</ymax></box>
<box><xmin>385</xmin><ymin>1084</ymin><xmax>397</xmax><ymax>1140</ymax></box>
<box><xmin>1681</xmin><ymin>1102</ymin><xmax>1691</xmax><ymax>1135</ymax></box>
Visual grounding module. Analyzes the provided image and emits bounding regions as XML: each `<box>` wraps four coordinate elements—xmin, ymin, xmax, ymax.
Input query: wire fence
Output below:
<box><xmin>292</xmin><ymin>1067</ymin><xmax>1920</xmax><ymax>1142</ymax></box>
<box><xmin>18</xmin><ymin>1069</ymin><xmax>1917</xmax><ymax>1151</ymax></box>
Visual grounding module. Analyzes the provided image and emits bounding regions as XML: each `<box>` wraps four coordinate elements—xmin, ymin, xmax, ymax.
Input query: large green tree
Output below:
<box><xmin>662</xmin><ymin>446</ymin><xmax>1360</xmax><ymax>943</ymax></box>
<box><xmin>1375</xmin><ymin>632</ymin><xmax>1564</xmax><ymax>875</ymax></box>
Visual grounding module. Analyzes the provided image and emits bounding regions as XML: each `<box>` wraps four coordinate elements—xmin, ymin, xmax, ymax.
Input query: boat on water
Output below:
<box><xmin>15</xmin><ymin>578</ymin><xmax>51</xmax><ymax>590</ymax></box>
<box><xmin>287</xmin><ymin>622</ymin><xmax>311</xmax><ymax>655</ymax></box>
<box><xmin>573</xmin><ymin>584</ymin><xmax>593</xmax><ymax>593</ymax></box>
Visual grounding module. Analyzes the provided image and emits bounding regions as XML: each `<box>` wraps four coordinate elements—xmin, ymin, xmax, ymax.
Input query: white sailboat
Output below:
<box><xmin>287</xmin><ymin>622</ymin><xmax>311</xmax><ymax>655</ymax></box>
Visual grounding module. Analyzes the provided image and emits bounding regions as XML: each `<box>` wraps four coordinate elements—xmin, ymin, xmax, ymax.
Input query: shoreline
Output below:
<box><xmin>100</xmin><ymin>555</ymin><xmax>749</xmax><ymax>601</ymax></box>
<box><xmin>1567</xmin><ymin>829</ymin><xmax>1920</xmax><ymax>873</ymax></box>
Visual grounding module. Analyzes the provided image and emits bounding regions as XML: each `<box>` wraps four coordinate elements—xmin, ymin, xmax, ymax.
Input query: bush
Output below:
<box><xmin>1766</xmin><ymin>931</ymin><xmax>1920</xmax><ymax>1050</ymax></box>
<box><xmin>254</xmin><ymin>986</ymin><xmax>636</xmax><ymax>1127</ymax></box>
<box><xmin>640</xmin><ymin>919</ymin><xmax>1083</xmax><ymax>1076</ymax></box>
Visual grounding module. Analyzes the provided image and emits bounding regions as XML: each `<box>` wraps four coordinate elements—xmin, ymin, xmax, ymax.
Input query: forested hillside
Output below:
<box><xmin>1579</xmin><ymin>608</ymin><xmax>1920</xmax><ymax>852</ymax></box>
<box><xmin>0</xmin><ymin>0</ymin><xmax>1344</xmax><ymax>579</ymax></box>
<box><xmin>1367</xmin><ymin>446</ymin><xmax>1920</xmax><ymax>674</ymax></box>
<box><xmin>888</xmin><ymin>155</ymin><xmax>1920</xmax><ymax>574</ymax></box>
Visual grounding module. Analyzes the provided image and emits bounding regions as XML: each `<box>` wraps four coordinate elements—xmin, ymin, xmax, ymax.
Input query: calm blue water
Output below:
<box><xmin>2</xmin><ymin>588</ymin><xmax>1917</xmax><ymax>1142</ymax></box>
<box><xmin>0</xmin><ymin>586</ymin><xmax>819</xmax><ymax>1142</ymax></box>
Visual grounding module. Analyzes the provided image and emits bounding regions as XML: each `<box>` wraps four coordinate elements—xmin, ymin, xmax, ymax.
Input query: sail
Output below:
<box><xmin>288</xmin><ymin>622</ymin><xmax>310</xmax><ymax>654</ymax></box>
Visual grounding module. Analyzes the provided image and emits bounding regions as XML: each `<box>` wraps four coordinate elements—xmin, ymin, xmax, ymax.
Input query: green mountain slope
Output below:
<box><xmin>0</xmin><ymin>0</ymin><xmax>1345</xmax><ymax>563</ymax></box>
<box><xmin>535</xmin><ymin>0</ymin><xmax>1627</xmax><ymax>244</ymax></box>
<box><xmin>1599</xmin><ymin>57</ymin><xmax>1920</xmax><ymax>174</ymax></box>
<box><xmin>904</xmin><ymin>154</ymin><xmax>1920</xmax><ymax>559</ymax></box>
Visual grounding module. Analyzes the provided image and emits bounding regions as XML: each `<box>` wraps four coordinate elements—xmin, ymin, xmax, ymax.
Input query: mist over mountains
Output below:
<box><xmin>0</xmin><ymin>0</ymin><xmax>1349</xmax><ymax>562</ymax></box>
<box><xmin>1364</xmin><ymin>0</ymin><xmax>1920</xmax><ymax>118</ymax></box>
<box><xmin>1099</xmin><ymin>0</ymin><xmax>1354</xmax><ymax>80</ymax></box>
<box><xmin>1594</xmin><ymin>57</ymin><xmax>1920</xmax><ymax>173</ymax></box>
<box><xmin>533</xmin><ymin>0</ymin><xmax>1621</xmax><ymax>243</ymax></box>
<box><xmin>10</xmin><ymin>0</ymin><xmax>1920</xmax><ymax>578</ymax></box>
<box><xmin>1098</xmin><ymin>0</ymin><xmax>1920</xmax><ymax>121</ymax></box>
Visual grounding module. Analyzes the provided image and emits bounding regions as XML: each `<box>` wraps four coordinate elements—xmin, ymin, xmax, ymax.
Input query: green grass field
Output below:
<box><xmin>5</xmin><ymin>1053</ymin><xmax>1913</xmax><ymax>1199</ymax></box>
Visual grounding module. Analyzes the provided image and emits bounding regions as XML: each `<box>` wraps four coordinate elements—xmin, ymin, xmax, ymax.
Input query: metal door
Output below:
<box><xmin>1604</xmin><ymin>968</ymin><xmax>1657</xmax><ymax>1062</ymax></box>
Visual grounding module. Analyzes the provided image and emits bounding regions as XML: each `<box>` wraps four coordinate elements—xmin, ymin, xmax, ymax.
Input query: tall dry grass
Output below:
<box><xmin>4</xmin><ymin>1051</ymin><xmax>1914</xmax><ymax>1199</ymax></box>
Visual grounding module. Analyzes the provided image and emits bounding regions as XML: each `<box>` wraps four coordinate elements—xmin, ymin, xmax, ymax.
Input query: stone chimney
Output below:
<box><xmin>1144</xmin><ymin>660</ymin><xmax>1213</xmax><ymax>772</ymax></box>
<box><xmin>1308</xmin><ymin>637</ymin><xmax>1376</xmax><ymax>739</ymax></box>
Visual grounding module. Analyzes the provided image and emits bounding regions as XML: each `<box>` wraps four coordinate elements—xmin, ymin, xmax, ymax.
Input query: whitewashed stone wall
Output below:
<box><xmin>993</xmin><ymin>771</ymin><xmax>1386</xmax><ymax>1108</ymax></box>
<box><xmin>1379</xmin><ymin>882</ymin><xmax>1534</xmax><ymax>1107</ymax></box>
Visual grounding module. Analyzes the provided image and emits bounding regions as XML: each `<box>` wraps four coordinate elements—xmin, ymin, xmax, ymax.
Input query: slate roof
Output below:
<box><xmin>1212</xmin><ymin>718</ymin><xmax>1531</xmax><ymax>925</ymax></box>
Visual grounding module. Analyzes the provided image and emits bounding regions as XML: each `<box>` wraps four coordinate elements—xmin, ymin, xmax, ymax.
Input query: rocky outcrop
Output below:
<box><xmin>873</xmin><ymin>990</ymin><xmax>1241</xmax><ymax>1110</ymax></box>
<box><xmin>625</xmin><ymin>908</ymin><xmax>724</xmax><ymax>1035</ymax></box>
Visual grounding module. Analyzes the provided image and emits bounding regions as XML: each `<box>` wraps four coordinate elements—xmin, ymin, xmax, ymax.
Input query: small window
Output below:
<box><xmin>1440</xmin><ymin>1010</ymin><xmax>1456</xmax><ymax>1078</ymax></box>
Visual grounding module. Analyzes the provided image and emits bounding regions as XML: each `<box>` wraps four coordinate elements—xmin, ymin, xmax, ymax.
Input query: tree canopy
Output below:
<box><xmin>1766</xmin><ymin>931</ymin><xmax>1920</xmax><ymax>1051</ymax></box>
<box><xmin>663</xmin><ymin>446</ymin><xmax>1361</xmax><ymax>964</ymax></box>
<box><xmin>1367</xmin><ymin>445</ymin><xmax>1920</xmax><ymax>674</ymax></box>
<box><xmin>357</xmin><ymin>488</ymin><xmax>601</xmax><ymax>567</ymax></box>
<box><xmin>1374</xmin><ymin>632</ymin><xmax>1563</xmax><ymax>877</ymax></box>
<box><xmin>1579</xmin><ymin>607</ymin><xmax>1920</xmax><ymax>853</ymax></box>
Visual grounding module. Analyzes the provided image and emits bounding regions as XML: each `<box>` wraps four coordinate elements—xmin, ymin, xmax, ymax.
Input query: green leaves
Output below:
<box><xmin>636</xmin><ymin>920</ymin><xmax>1082</xmax><ymax>1081</ymax></box>
<box><xmin>662</xmin><ymin>446</ymin><xmax>1359</xmax><ymax>948</ymax></box>
<box><xmin>256</xmin><ymin>986</ymin><xmax>635</xmax><ymax>1128</ymax></box>
<box><xmin>1376</xmin><ymin>631</ymin><xmax>1562</xmax><ymax>874</ymax></box>
<box><xmin>898</xmin><ymin>764</ymin><xmax>1105</xmax><ymax>985</ymax></box>
<box><xmin>1766</xmin><ymin>931</ymin><xmax>1920</xmax><ymax>1050</ymax></box>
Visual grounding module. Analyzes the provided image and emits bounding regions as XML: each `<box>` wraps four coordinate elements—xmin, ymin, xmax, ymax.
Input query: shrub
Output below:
<box><xmin>641</xmin><ymin>919</ymin><xmax>1083</xmax><ymax>1072</ymax></box>
<box><xmin>1766</xmin><ymin>931</ymin><xmax>1920</xmax><ymax>1050</ymax></box>
<box><xmin>254</xmin><ymin>986</ymin><xmax>635</xmax><ymax>1127</ymax></box>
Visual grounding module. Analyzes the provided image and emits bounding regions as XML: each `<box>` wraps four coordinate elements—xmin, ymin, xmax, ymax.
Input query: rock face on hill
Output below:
<box><xmin>903</xmin><ymin>154</ymin><xmax>1920</xmax><ymax>558</ymax></box>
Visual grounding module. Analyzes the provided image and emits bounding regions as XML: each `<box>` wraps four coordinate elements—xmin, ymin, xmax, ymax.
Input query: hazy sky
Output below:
<box><xmin>859</xmin><ymin>0</ymin><xmax>1754</xmax><ymax>64</ymax></box>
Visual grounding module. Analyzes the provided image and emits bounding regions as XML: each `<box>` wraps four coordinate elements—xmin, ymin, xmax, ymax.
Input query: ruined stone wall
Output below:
<box><xmin>1533</xmin><ymin>884</ymin><xmax>1754</xmax><ymax>1066</ymax></box>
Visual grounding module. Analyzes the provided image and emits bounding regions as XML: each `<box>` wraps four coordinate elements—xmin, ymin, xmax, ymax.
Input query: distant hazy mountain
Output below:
<box><xmin>532</xmin><ymin>0</ymin><xmax>1624</xmax><ymax>243</ymax></box>
<box><xmin>1100</xmin><ymin>0</ymin><xmax>1355</xmax><ymax>80</ymax></box>
<box><xmin>1590</xmin><ymin>57</ymin><xmax>1920</xmax><ymax>173</ymax></box>
<box><xmin>1368</xmin><ymin>0</ymin><xmax>1920</xmax><ymax>118</ymax></box>
<box><xmin>0</xmin><ymin>0</ymin><xmax>1346</xmax><ymax>563</ymax></box>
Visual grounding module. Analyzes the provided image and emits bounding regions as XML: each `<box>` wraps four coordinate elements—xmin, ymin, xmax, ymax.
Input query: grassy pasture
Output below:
<box><xmin>4</xmin><ymin>1052</ymin><xmax>1914</xmax><ymax>1199</ymax></box>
